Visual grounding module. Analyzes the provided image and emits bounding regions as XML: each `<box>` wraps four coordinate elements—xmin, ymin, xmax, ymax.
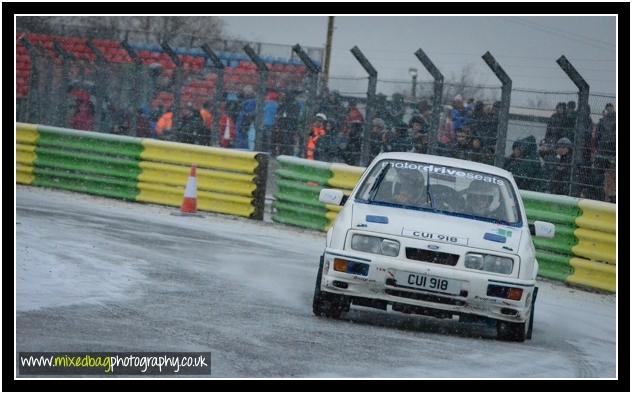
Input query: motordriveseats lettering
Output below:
<box><xmin>391</xmin><ymin>161</ymin><xmax>504</xmax><ymax>186</ymax></box>
<box><xmin>402</xmin><ymin>228</ymin><xmax>469</xmax><ymax>246</ymax></box>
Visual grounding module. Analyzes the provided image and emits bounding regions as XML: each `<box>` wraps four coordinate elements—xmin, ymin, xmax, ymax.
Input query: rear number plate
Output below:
<box><xmin>393</xmin><ymin>271</ymin><xmax>461</xmax><ymax>295</ymax></box>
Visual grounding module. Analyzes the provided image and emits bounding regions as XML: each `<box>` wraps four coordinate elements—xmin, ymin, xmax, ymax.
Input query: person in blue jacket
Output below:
<box><xmin>235</xmin><ymin>85</ymin><xmax>257</xmax><ymax>150</ymax></box>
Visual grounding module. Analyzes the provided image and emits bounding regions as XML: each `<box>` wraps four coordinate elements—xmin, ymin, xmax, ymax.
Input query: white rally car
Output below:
<box><xmin>313</xmin><ymin>152</ymin><xmax>555</xmax><ymax>342</ymax></box>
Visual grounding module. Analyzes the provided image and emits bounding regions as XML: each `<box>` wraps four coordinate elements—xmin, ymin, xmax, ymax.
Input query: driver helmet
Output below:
<box><xmin>466</xmin><ymin>179</ymin><xmax>497</xmax><ymax>213</ymax></box>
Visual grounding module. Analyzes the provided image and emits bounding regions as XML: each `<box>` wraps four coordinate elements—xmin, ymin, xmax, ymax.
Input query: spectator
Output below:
<box><xmin>409</xmin><ymin>115</ymin><xmax>429</xmax><ymax>154</ymax></box>
<box><xmin>369</xmin><ymin>117</ymin><xmax>388</xmax><ymax>161</ymax></box>
<box><xmin>373</xmin><ymin>93</ymin><xmax>390</xmax><ymax>126</ymax></box>
<box><xmin>176</xmin><ymin>102</ymin><xmax>206</xmax><ymax>145</ymax></box>
<box><xmin>317</xmin><ymin>90</ymin><xmax>345</xmax><ymax>127</ymax></box>
<box><xmin>437</xmin><ymin>105</ymin><xmax>455</xmax><ymax>155</ymax></box>
<box><xmin>155</xmin><ymin>110</ymin><xmax>173</xmax><ymax>139</ymax></box>
<box><xmin>595</xmin><ymin>103</ymin><xmax>616</xmax><ymax>159</ymax></box>
<box><xmin>387</xmin><ymin>124</ymin><xmax>413</xmax><ymax>153</ymax></box>
<box><xmin>342</xmin><ymin>98</ymin><xmax>364</xmax><ymax>165</ymax></box>
<box><xmin>262</xmin><ymin>90</ymin><xmax>280</xmax><ymax>152</ymax></box>
<box><xmin>451</xmin><ymin>95</ymin><xmax>468</xmax><ymax>131</ymax></box>
<box><xmin>547</xmin><ymin>137</ymin><xmax>574</xmax><ymax>195</ymax></box>
<box><xmin>200</xmin><ymin>101</ymin><xmax>213</xmax><ymax>130</ymax></box>
<box><xmin>467</xmin><ymin>134</ymin><xmax>493</xmax><ymax>165</ymax></box>
<box><xmin>306</xmin><ymin>113</ymin><xmax>327</xmax><ymax>160</ymax></box>
<box><xmin>236</xmin><ymin>85</ymin><xmax>257</xmax><ymax>150</ymax></box>
<box><xmin>69</xmin><ymin>97</ymin><xmax>95</xmax><ymax>132</ymax></box>
<box><xmin>315</xmin><ymin>119</ymin><xmax>346</xmax><ymax>163</ymax></box>
<box><xmin>274</xmin><ymin>90</ymin><xmax>301</xmax><ymax>156</ymax></box>
<box><xmin>452</xmin><ymin>127</ymin><xmax>471</xmax><ymax>160</ymax></box>
<box><xmin>504</xmin><ymin>135</ymin><xmax>544</xmax><ymax>192</ymax></box>
<box><xmin>465</xmin><ymin>98</ymin><xmax>475</xmax><ymax>118</ymax></box>
<box><xmin>591</xmin><ymin>103</ymin><xmax>616</xmax><ymax>201</ymax></box>
<box><xmin>136</xmin><ymin>105</ymin><xmax>153</xmax><ymax>138</ymax></box>
<box><xmin>469</xmin><ymin>101</ymin><xmax>495</xmax><ymax>153</ymax></box>
<box><xmin>540</xmin><ymin>102</ymin><xmax>570</xmax><ymax>159</ymax></box>
<box><xmin>387</xmin><ymin>93</ymin><xmax>406</xmax><ymax>129</ymax></box>
<box><xmin>603</xmin><ymin>157</ymin><xmax>616</xmax><ymax>203</ymax></box>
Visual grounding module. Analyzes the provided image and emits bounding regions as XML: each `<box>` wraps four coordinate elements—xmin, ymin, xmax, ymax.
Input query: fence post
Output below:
<box><xmin>86</xmin><ymin>40</ymin><xmax>107</xmax><ymax>133</ymax></box>
<box><xmin>556</xmin><ymin>55</ymin><xmax>590</xmax><ymax>197</ymax></box>
<box><xmin>414</xmin><ymin>48</ymin><xmax>443</xmax><ymax>155</ymax></box>
<box><xmin>52</xmin><ymin>40</ymin><xmax>74</xmax><ymax>128</ymax></box>
<box><xmin>121</xmin><ymin>40</ymin><xmax>143</xmax><ymax>137</ymax></box>
<box><xmin>292</xmin><ymin>44</ymin><xmax>321</xmax><ymax>157</ymax></box>
<box><xmin>201</xmin><ymin>43</ymin><xmax>225</xmax><ymax>147</ymax></box>
<box><xmin>19</xmin><ymin>36</ymin><xmax>42</xmax><ymax>124</ymax></box>
<box><xmin>350</xmin><ymin>46</ymin><xmax>377</xmax><ymax>167</ymax></box>
<box><xmin>161</xmin><ymin>42</ymin><xmax>183</xmax><ymax>135</ymax></box>
<box><xmin>482</xmin><ymin>51</ymin><xmax>512</xmax><ymax>168</ymax></box>
<box><xmin>244</xmin><ymin>44</ymin><xmax>269</xmax><ymax>152</ymax></box>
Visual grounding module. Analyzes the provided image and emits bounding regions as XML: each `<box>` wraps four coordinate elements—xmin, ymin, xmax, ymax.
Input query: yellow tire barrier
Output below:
<box><xmin>141</xmin><ymin>139</ymin><xmax>260</xmax><ymax>174</ymax></box>
<box><xmin>572</xmin><ymin>228</ymin><xmax>616</xmax><ymax>265</ymax></box>
<box><xmin>328</xmin><ymin>163</ymin><xmax>365</xmax><ymax>190</ymax></box>
<box><xmin>567</xmin><ymin>257</ymin><xmax>616</xmax><ymax>293</ymax></box>
<box><xmin>16</xmin><ymin>122</ymin><xmax>269</xmax><ymax>220</ymax></box>
<box><xmin>138</xmin><ymin>161</ymin><xmax>256</xmax><ymax>197</ymax></box>
<box><xmin>575</xmin><ymin>199</ymin><xmax>616</xmax><ymax>234</ymax></box>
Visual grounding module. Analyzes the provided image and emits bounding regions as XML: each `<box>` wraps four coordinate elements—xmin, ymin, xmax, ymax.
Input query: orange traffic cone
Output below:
<box><xmin>172</xmin><ymin>165</ymin><xmax>204</xmax><ymax>217</ymax></box>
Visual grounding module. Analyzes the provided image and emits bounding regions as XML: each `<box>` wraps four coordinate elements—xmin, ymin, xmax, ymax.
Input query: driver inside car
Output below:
<box><xmin>392</xmin><ymin>169</ymin><xmax>425</xmax><ymax>206</ymax></box>
<box><xmin>464</xmin><ymin>179</ymin><xmax>503</xmax><ymax>219</ymax></box>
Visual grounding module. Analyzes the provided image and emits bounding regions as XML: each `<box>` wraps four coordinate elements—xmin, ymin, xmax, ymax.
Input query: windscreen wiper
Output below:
<box><xmin>368</xmin><ymin>163</ymin><xmax>391</xmax><ymax>202</ymax></box>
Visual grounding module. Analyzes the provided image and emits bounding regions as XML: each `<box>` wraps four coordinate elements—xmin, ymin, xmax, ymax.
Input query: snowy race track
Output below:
<box><xmin>15</xmin><ymin>185</ymin><xmax>617</xmax><ymax>378</ymax></box>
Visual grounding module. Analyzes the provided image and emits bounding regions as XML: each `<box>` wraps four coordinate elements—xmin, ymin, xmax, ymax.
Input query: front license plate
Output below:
<box><xmin>393</xmin><ymin>271</ymin><xmax>461</xmax><ymax>295</ymax></box>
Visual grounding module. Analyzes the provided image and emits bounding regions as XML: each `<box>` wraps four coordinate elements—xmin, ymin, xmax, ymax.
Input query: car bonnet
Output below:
<box><xmin>351</xmin><ymin>201</ymin><xmax>523</xmax><ymax>254</ymax></box>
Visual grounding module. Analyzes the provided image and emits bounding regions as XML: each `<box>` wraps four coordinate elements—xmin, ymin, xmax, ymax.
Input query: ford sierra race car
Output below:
<box><xmin>312</xmin><ymin>152</ymin><xmax>555</xmax><ymax>342</ymax></box>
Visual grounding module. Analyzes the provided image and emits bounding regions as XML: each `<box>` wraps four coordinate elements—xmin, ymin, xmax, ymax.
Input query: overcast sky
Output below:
<box><xmin>221</xmin><ymin>15</ymin><xmax>616</xmax><ymax>97</ymax></box>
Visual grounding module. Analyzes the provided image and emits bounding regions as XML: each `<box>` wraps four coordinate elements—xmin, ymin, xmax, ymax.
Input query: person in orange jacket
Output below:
<box><xmin>306</xmin><ymin>113</ymin><xmax>327</xmax><ymax>160</ymax></box>
<box><xmin>155</xmin><ymin>111</ymin><xmax>173</xmax><ymax>137</ymax></box>
<box><xmin>200</xmin><ymin>101</ymin><xmax>212</xmax><ymax>130</ymax></box>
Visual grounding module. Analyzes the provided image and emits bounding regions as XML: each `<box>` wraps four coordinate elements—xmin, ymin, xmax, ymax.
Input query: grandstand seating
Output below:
<box><xmin>16</xmin><ymin>32</ymin><xmax>312</xmax><ymax>105</ymax></box>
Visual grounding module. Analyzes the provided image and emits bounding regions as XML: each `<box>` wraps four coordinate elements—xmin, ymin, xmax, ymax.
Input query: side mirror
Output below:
<box><xmin>319</xmin><ymin>188</ymin><xmax>345</xmax><ymax>206</ymax></box>
<box><xmin>529</xmin><ymin>221</ymin><xmax>555</xmax><ymax>238</ymax></box>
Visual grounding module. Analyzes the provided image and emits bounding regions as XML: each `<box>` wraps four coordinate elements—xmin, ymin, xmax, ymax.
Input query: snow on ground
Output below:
<box><xmin>15</xmin><ymin>185</ymin><xmax>617</xmax><ymax>378</ymax></box>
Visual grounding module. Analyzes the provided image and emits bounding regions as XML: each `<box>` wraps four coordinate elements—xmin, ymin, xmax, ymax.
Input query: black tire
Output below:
<box><xmin>497</xmin><ymin>320</ymin><xmax>527</xmax><ymax>342</ymax></box>
<box><xmin>312</xmin><ymin>256</ymin><xmax>347</xmax><ymax>319</ymax></box>
<box><xmin>526</xmin><ymin>287</ymin><xmax>538</xmax><ymax>340</ymax></box>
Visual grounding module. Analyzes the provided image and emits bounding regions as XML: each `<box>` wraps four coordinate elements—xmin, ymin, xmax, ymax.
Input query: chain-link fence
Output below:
<box><xmin>15</xmin><ymin>32</ymin><xmax>616</xmax><ymax>202</ymax></box>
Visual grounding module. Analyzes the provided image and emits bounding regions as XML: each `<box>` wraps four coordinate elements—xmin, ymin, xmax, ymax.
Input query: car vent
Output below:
<box><xmin>405</xmin><ymin>247</ymin><xmax>460</xmax><ymax>266</ymax></box>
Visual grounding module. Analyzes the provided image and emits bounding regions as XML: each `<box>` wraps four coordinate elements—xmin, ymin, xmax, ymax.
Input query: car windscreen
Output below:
<box><xmin>355</xmin><ymin>159</ymin><xmax>522</xmax><ymax>226</ymax></box>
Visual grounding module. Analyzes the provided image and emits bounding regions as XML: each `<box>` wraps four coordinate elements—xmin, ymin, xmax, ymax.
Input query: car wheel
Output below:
<box><xmin>497</xmin><ymin>320</ymin><xmax>527</xmax><ymax>342</ymax></box>
<box><xmin>312</xmin><ymin>255</ymin><xmax>347</xmax><ymax>319</ymax></box>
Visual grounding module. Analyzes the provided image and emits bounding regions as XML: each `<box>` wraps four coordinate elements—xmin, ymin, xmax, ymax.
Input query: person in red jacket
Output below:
<box><xmin>69</xmin><ymin>96</ymin><xmax>95</xmax><ymax>131</ymax></box>
<box><xmin>306</xmin><ymin>113</ymin><xmax>327</xmax><ymax>160</ymax></box>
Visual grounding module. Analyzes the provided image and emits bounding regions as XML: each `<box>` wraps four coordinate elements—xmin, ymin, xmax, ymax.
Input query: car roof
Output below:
<box><xmin>371</xmin><ymin>152</ymin><xmax>514</xmax><ymax>179</ymax></box>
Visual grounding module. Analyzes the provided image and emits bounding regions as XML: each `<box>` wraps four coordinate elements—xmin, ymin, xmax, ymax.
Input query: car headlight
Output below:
<box><xmin>464</xmin><ymin>253</ymin><xmax>484</xmax><ymax>270</ymax></box>
<box><xmin>351</xmin><ymin>234</ymin><xmax>400</xmax><ymax>257</ymax></box>
<box><xmin>465</xmin><ymin>252</ymin><xmax>513</xmax><ymax>274</ymax></box>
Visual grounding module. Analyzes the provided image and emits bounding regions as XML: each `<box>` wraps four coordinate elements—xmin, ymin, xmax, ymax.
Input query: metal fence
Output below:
<box><xmin>15</xmin><ymin>33</ymin><xmax>616</xmax><ymax>202</ymax></box>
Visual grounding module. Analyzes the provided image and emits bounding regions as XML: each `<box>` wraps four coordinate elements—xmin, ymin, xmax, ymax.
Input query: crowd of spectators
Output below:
<box><xmin>63</xmin><ymin>83</ymin><xmax>615</xmax><ymax>202</ymax></box>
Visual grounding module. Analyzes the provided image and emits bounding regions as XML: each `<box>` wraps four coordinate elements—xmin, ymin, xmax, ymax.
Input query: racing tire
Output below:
<box><xmin>312</xmin><ymin>256</ymin><xmax>347</xmax><ymax>319</ymax></box>
<box><xmin>496</xmin><ymin>320</ymin><xmax>527</xmax><ymax>342</ymax></box>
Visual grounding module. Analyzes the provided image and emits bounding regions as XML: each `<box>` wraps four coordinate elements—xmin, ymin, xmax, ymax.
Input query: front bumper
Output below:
<box><xmin>321</xmin><ymin>248</ymin><xmax>535</xmax><ymax>323</ymax></box>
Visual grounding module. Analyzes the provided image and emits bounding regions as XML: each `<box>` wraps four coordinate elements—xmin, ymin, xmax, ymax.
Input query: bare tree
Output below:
<box><xmin>443</xmin><ymin>63</ymin><xmax>488</xmax><ymax>103</ymax></box>
<box><xmin>17</xmin><ymin>16</ymin><xmax>227</xmax><ymax>47</ymax></box>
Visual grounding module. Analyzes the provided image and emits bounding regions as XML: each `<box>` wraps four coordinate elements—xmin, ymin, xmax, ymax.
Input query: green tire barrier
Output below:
<box><xmin>16</xmin><ymin>122</ymin><xmax>268</xmax><ymax>219</ymax></box>
<box><xmin>272</xmin><ymin>156</ymin><xmax>616</xmax><ymax>293</ymax></box>
<box><xmin>272</xmin><ymin>156</ymin><xmax>364</xmax><ymax>231</ymax></box>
